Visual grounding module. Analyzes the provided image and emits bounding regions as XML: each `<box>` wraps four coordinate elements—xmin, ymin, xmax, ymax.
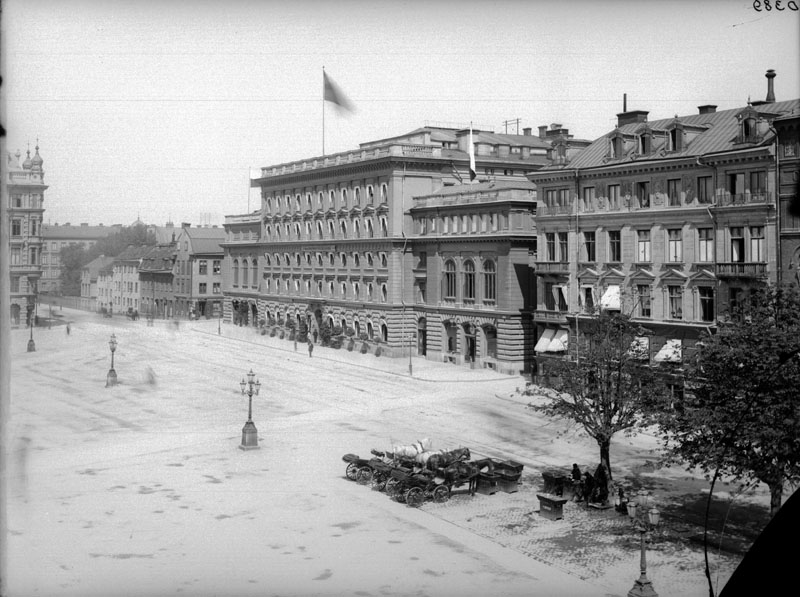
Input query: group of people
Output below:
<box><xmin>570</xmin><ymin>462</ymin><xmax>610</xmax><ymax>505</ymax></box>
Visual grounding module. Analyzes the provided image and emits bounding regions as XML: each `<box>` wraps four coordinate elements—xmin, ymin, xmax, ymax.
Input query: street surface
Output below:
<box><xmin>4</xmin><ymin>309</ymin><xmax>743</xmax><ymax>596</ymax></box>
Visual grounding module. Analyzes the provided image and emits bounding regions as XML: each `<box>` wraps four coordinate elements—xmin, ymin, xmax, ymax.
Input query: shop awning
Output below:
<box><xmin>653</xmin><ymin>339</ymin><xmax>682</xmax><ymax>363</ymax></box>
<box><xmin>547</xmin><ymin>329</ymin><xmax>569</xmax><ymax>352</ymax></box>
<box><xmin>627</xmin><ymin>336</ymin><xmax>650</xmax><ymax>360</ymax></box>
<box><xmin>534</xmin><ymin>328</ymin><xmax>555</xmax><ymax>353</ymax></box>
<box><xmin>600</xmin><ymin>284</ymin><xmax>621</xmax><ymax>310</ymax></box>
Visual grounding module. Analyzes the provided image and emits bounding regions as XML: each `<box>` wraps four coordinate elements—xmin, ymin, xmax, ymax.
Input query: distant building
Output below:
<box><xmin>97</xmin><ymin>245</ymin><xmax>152</xmax><ymax>314</ymax></box>
<box><xmin>80</xmin><ymin>255</ymin><xmax>115</xmax><ymax>311</ymax></box>
<box><xmin>527</xmin><ymin>70</ymin><xmax>800</xmax><ymax>380</ymax></box>
<box><xmin>774</xmin><ymin>113</ymin><xmax>800</xmax><ymax>285</ymax></box>
<box><xmin>40</xmin><ymin>222</ymin><xmax>119</xmax><ymax>294</ymax></box>
<box><xmin>173</xmin><ymin>223</ymin><xmax>225</xmax><ymax>318</ymax></box>
<box><xmin>138</xmin><ymin>243</ymin><xmax>177</xmax><ymax>319</ymax></box>
<box><xmin>5</xmin><ymin>145</ymin><xmax>46</xmax><ymax>325</ymax></box>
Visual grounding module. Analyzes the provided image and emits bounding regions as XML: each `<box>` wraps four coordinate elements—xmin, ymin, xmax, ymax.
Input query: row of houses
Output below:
<box><xmin>79</xmin><ymin>224</ymin><xmax>226</xmax><ymax>318</ymax></box>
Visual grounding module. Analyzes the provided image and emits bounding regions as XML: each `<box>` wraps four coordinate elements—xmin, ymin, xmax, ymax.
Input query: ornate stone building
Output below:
<box><xmin>527</xmin><ymin>70</ymin><xmax>799</xmax><ymax>377</ymax></box>
<box><xmin>40</xmin><ymin>222</ymin><xmax>118</xmax><ymax>294</ymax></box>
<box><xmin>5</xmin><ymin>145</ymin><xmax>46</xmax><ymax>325</ymax></box>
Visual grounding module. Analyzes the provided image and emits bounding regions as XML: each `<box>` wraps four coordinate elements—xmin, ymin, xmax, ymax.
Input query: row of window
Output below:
<box><xmin>9</xmin><ymin>194</ymin><xmax>43</xmax><ymax>209</ymax></box>
<box><xmin>9</xmin><ymin>247</ymin><xmax>40</xmax><ymax>265</ymax></box>
<box><xmin>265</xmin><ymin>216</ymin><xmax>388</xmax><ymax>241</ymax></box>
<box><xmin>417</xmin><ymin>212</ymin><xmax>507</xmax><ymax>235</ymax></box>
<box><xmin>261</xmin><ymin>278</ymin><xmax>390</xmax><ymax>303</ymax></box>
<box><xmin>543</xmin><ymin>171</ymin><xmax>768</xmax><ymax>210</ymax></box>
<box><xmin>233</xmin><ymin>251</ymin><xmax>390</xmax><ymax>281</ymax></box>
<box><xmin>265</xmin><ymin>183</ymin><xmax>389</xmax><ymax>215</ymax></box>
<box><xmin>543</xmin><ymin>226</ymin><xmax>765</xmax><ymax>264</ymax></box>
<box><xmin>443</xmin><ymin>259</ymin><xmax>497</xmax><ymax>303</ymax></box>
<box><xmin>9</xmin><ymin>218</ymin><xmax>42</xmax><ymax>237</ymax></box>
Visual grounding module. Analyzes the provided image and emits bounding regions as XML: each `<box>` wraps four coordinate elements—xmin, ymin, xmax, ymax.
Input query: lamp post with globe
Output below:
<box><xmin>105</xmin><ymin>334</ymin><xmax>118</xmax><ymax>387</ymax></box>
<box><xmin>239</xmin><ymin>369</ymin><xmax>261</xmax><ymax>450</ymax></box>
<box><xmin>626</xmin><ymin>491</ymin><xmax>661</xmax><ymax>597</ymax></box>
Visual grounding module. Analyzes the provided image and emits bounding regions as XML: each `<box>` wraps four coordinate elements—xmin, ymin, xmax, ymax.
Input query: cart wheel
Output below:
<box><xmin>371</xmin><ymin>474</ymin><xmax>387</xmax><ymax>492</ymax></box>
<box><xmin>432</xmin><ymin>485</ymin><xmax>450</xmax><ymax>503</ymax></box>
<box><xmin>405</xmin><ymin>487</ymin><xmax>424</xmax><ymax>508</ymax></box>
<box><xmin>385</xmin><ymin>478</ymin><xmax>400</xmax><ymax>497</ymax></box>
<box><xmin>345</xmin><ymin>462</ymin><xmax>359</xmax><ymax>481</ymax></box>
<box><xmin>356</xmin><ymin>467</ymin><xmax>373</xmax><ymax>485</ymax></box>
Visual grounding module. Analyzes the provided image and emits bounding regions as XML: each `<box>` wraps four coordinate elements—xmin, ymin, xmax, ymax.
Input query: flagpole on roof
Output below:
<box><xmin>322</xmin><ymin>66</ymin><xmax>326</xmax><ymax>156</ymax></box>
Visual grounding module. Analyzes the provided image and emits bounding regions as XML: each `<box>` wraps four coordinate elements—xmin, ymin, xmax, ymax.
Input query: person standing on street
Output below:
<box><xmin>308</xmin><ymin>340</ymin><xmax>314</xmax><ymax>357</ymax></box>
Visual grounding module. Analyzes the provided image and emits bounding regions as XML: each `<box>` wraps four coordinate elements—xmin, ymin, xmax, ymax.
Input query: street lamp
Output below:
<box><xmin>626</xmin><ymin>492</ymin><xmax>661</xmax><ymax>597</ymax></box>
<box><xmin>239</xmin><ymin>369</ymin><xmax>261</xmax><ymax>450</ymax></box>
<box><xmin>106</xmin><ymin>334</ymin><xmax>118</xmax><ymax>387</ymax></box>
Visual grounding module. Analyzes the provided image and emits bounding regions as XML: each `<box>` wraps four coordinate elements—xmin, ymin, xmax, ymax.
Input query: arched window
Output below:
<box><xmin>367</xmin><ymin>253</ymin><xmax>374</xmax><ymax>267</ymax></box>
<box><xmin>483</xmin><ymin>259</ymin><xmax>496</xmax><ymax>302</ymax></box>
<box><xmin>353</xmin><ymin>219</ymin><xmax>361</xmax><ymax>238</ymax></box>
<box><xmin>285</xmin><ymin>195</ymin><xmax>291</xmax><ymax>211</ymax></box>
<box><xmin>329</xmin><ymin>190</ymin><xmax>336</xmax><ymax>208</ymax></box>
<box><xmin>380</xmin><ymin>183</ymin><xmax>388</xmax><ymax>202</ymax></box>
<box><xmin>367</xmin><ymin>320</ymin><xmax>374</xmax><ymax>339</ymax></box>
<box><xmin>381</xmin><ymin>322</ymin><xmax>388</xmax><ymax>342</ymax></box>
<box><xmin>444</xmin><ymin>259</ymin><xmax>456</xmax><ymax>299</ymax></box>
<box><xmin>318</xmin><ymin>192</ymin><xmax>324</xmax><ymax>210</ymax></box>
<box><xmin>341</xmin><ymin>188</ymin><xmax>348</xmax><ymax>207</ymax></box>
<box><xmin>295</xmin><ymin>253</ymin><xmax>301</xmax><ymax>266</ymax></box>
<box><xmin>380</xmin><ymin>253</ymin><xmax>387</xmax><ymax>267</ymax></box>
<box><xmin>463</xmin><ymin>259</ymin><xmax>475</xmax><ymax>301</ymax></box>
<box><xmin>381</xmin><ymin>284</ymin><xmax>388</xmax><ymax>303</ymax></box>
<box><xmin>366</xmin><ymin>219</ymin><xmax>375</xmax><ymax>238</ymax></box>
<box><xmin>367</xmin><ymin>283</ymin><xmax>374</xmax><ymax>301</ymax></box>
<box><xmin>295</xmin><ymin>195</ymin><xmax>301</xmax><ymax>212</ymax></box>
<box><xmin>341</xmin><ymin>282</ymin><xmax>347</xmax><ymax>298</ymax></box>
<box><xmin>306</xmin><ymin>193</ymin><xmax>312</xmax><ymax>210</ymax></box>
<box><xmin>353</xmin><ymin>253</ymin><xmax>360</xmax><ymax>267</ymax></box>
<box><xmin>354</xmin><ymin>187</ymin><xmax>361</xmax><ymax>205</ymax></box>
<box><xmin>274</xmin><ymin>253</ymin><xmax>281</xmax><ymax>266</ymax></box>
<box><xmin>317</xmin><ymin>280</ymin><xmax>323</xmax><ymax>295</ymax></box>
<box><xmin>341</xmin><ymin>253</ymin><xmax>347</xmax><ymax>267</ymax></box>
<box><xmin>328</xmin><ymin>221</ymin><xmax>335</xmax><ymax>238</ymax></box>
<box><xmin>380</xmin><ymin>217</ymin><xmax>388</xmax><ymax>237</ymax></box>
<box><xmin>294</xmin><ymin>223</ymin><xmax>301</xmax><ymax>238</ymax></box>
<box><xmin>266</xmin><ymin>198</ymin><xmax>272</xmax><ymax>213</ymax></box>
<box><xmin>284</xmin><ymin>224</ymin><xmax>290</xmax><ymax>237</ymax></box>
<box><xmin>329</xmin><ymin>253</ymin><xmax>335</xmax><ymax>267</ymax></box>
<box><xmin>251</xmin><ymin>258</ymin><xmax>258</xmax><ymax>287</ymax></box>
<box><xmin>241</xmin><ymin>260</ymin><xmax>249</xmax><ymax>287</ymax></box>
<box><xmin>305</xmin><ymin>280</ymin><xmax>311</xmax><ymax>294</ymax></box>
<box><xmin>233</xmin><ymin>259</ymin><xmax>239</xmax><ymax>286</ymax></box>
<box><xmin>328</xmin><ymin>281</ymin><xmax>335</xmax><ymax>296</ymax></box>
<box><xmin>284</xmin><ymin>253</ymin><xmax>291</xmax><ymax>265</ymax></box>
<box><xmin>266</xmin><ymin>225</ymin><xmax>272</xmax><ymax>239</ymax></box>
<box><xmin>305</xmin><ymin>253</ymin><xmax>312</xmax><ymax>265</ymax></box>
<box><xmin>317</xmin><ymin>221</ymin><xmax>324</xmax><ymax>239</ymax></box>
<box><xmin>367</xmin><ymin>185</ymin><xmax>374</xmax><ymax>204</ymax></box>
<box><xmin>353</xmin><ymin>282</ymin><xmax>360</xmax><ymax>298</ymax></box>
<box><xmin>305</xmin><ymin>222</ymin><xmax>312</xmax><ymax>237</ymax></box>
<box><xmin>340</xmin><ymin>220</ymin><xmax>347</xmax><ymax>238</ymax></box>
<box><xmin>276</xmin><ymin>226</ymin><xmax>281</xmax><ymax>239</ymax></box>
<box><xmin>265</xmin><ymin>254</ymin><xmax>271</xmax><ymax>266</ymax></box>
<box><xmin>317</xmin><ymin>253</ymin><xmax>323</xmax><ymax>267</ymax></box>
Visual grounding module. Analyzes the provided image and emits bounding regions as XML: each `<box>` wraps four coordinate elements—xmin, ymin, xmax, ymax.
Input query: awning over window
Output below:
<box><xmin>548</xmin><ymin>329</ymin><xmax>569</xmax><ymax>352</ymax></box>
<box><xmin>627</xmin><ymin>336</ymin><xmax>650</xmax><ymax>360</ymax></box>
<box><xmin>601</xmin><ymin>284</ymin><xmax>621</xmax><ymax>310</ymax></box>
<box><xmin>653</xmin><ymin>339</ymin><xmax>682</xmax><ymax>363</ymax></box>
<box><xmin>534</xmin><ymin>328</ymin><xmax>555</xmax><ymax>353</ymax></box>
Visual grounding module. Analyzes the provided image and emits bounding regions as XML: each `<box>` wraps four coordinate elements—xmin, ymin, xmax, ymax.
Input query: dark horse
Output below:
<box><xmin>441</xmin><ymin>457</ymin><xmax>494</xmax><ymax>496</ymax></box>
<box><xmin>425</xmin><ymin>447</ymin><xmax>471</xmax><ymax>472</ymax></box>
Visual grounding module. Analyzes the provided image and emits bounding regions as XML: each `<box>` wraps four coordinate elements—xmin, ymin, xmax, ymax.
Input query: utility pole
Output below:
<box><xmin>503</xmin><ymin>119</ymin><xmax>521</xmax><ymax>135</ymax></box>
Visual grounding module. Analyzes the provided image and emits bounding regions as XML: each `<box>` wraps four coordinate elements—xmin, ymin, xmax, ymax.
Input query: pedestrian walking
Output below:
<box><xmin>307</xmin><ymin>340</ymin><xmax>314</xmax><ymax>357</ymax></box>
<box><xmin>66</xmin><ymin>323</ymin><xmax>71</xmax><ymax>335</ymax></box>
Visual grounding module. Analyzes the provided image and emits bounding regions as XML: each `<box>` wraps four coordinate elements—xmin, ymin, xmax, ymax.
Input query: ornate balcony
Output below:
<box><xmin>715</xmin><ymin>192</ymin><xmax>773</xmax><ymax>208</ymax></box>
<box><xmin>715</xmin><ymin>262</ymin><xmax>768</xmax><ymax>278</ymax></box>
<box><xmin>534</xmin><ymin>261</ymin><xmax>570</xmax><ymax>274</ymax></box>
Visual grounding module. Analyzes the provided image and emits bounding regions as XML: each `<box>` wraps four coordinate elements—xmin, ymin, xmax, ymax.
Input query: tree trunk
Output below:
<box><xmin>599</xmin><ymin>438</ymin><xmax>612</xmax><ymax>481</ymax></box>
<box><xmin>768</xmin><ymin>480</ymin><xmax>783</xmax><ymax>518</ymax></box>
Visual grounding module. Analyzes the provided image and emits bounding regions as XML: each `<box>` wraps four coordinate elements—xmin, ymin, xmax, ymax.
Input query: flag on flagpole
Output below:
<box><xmin>323</xmin><ymin>71</ymin><xmax>354</xmax><ymax>112</ymax></box>
<box><xmin>449</xmin><ymin>161</ymin><xmax>463</xmax><ymax>184</ymax></box>
<box><xmin>468</xmin><ymin>126</ymin><xmax>477</xmax><ymax>182</ymax></box>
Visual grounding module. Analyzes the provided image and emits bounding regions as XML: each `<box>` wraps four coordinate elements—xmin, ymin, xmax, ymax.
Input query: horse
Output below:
<box><xmin>425</xmin><ymin>447</ymin><xmax>471</xmax><ymax>472</ymax></box>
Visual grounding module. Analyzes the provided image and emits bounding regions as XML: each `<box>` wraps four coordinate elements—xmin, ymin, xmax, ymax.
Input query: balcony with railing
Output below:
<box><xmin>536</xmin><ymin>204</ymin><xmax>573</xmax><ymax>217</ymax></box>
<box><xmin>715</xmin><ymin>262</ymin><xmax>768</xmax><ymax>278</ymax></box>
<box><xmin>714</xmin><ymin>192</ymin><xmax>773</xmax><ymax>208</ymax></box>
<box><xmin>534</xmin><ymin>261</ymin><xmax>570</xmax><ymax>275</ymax></box>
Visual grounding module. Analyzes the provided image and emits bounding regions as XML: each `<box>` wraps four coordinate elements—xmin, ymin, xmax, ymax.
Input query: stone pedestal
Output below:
<box><xmin>106</xmin><ymin>368</ymin><xmax>117</xmax><ymax>387</ymax></box>
<box><xmin>537</xmin><ymin>493</ymin><xmax>568</xmax><ymax>521</ymax></box>
<box><xmin>240</xmin><ymin>420</ymin><xmax>260</xmax><ymax>450</ymax></box>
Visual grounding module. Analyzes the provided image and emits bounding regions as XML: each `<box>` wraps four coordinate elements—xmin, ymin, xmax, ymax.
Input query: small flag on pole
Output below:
<box><xmin>468</xmin><ymin>126</ymin><xmax>477</xmax><ymax>182</ymax></box>
<box><xmin>449</xmin><ymin>162</ymin><xmax>463</xmax><ymax>184</ymax></box>
<box><xmin>323</xmin><ymin>71</ymin><xmax>354</xmax><ymax>112</ymax></box>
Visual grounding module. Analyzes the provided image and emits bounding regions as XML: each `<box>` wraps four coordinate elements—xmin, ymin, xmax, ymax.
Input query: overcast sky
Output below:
<box><xmin>2</xmin><ymin>0</ymin><xmax>799</xmax><ymax>228</ymax></box>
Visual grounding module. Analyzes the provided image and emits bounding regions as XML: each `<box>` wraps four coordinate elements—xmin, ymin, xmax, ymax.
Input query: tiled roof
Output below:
<box><xmin>183</xmin><ymin>227</ymin><xmax>225</xmax><ymax>254</ymax></box>
<box><xmin>554</xmin><ymin>99</ymin><xmax>800</xmax><ymax>170</ymax></box>
<box><xmin>139</xmin><ymin>244</ymin><xmax>176</xmax><ymax>272</ymax></box>
<box><xmin>82</xmin><ymin>256</ymin><xmax>115</xmax><ymax>278</ymax></box>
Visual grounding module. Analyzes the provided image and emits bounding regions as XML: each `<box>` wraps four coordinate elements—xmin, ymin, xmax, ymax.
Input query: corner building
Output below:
<box><xmin>228</xmin><ymin>125</ymin><xmax>574</xmax><ymax>374</ymax></box>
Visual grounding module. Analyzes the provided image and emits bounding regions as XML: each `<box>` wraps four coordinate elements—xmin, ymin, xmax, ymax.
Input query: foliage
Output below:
<box><xmin>529</xmin><ymin>311</ymin><xmax>666</xmax><ymax>481</ymax></box>
<box><xmin>319</xmin><ymin>322</ymin><xmax>332</xmax><ymax>347</ymax></box>
<box><xmin>57</xmin><ymin>244</ymin><xmax>88</xmax><ymax>295</ymax></box>
<box><xmin>654</xmin><ymin>284</ymin><xmax>800</xmax><ymax>516</ymax></box>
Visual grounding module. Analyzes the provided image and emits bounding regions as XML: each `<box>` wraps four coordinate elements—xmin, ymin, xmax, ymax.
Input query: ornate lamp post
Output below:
<box><xmin>106</xmin><ymin>333</ymin><xmax>118</xmax><ymax>387</ymax></box>
<box><xmin>27</xmin><ymin>292</ymin><xmax>38</xmax><ymax>352</ymax></box>
<box><xmin>239</xmin><ymin>369</ymin><xmax>261</xmax><ymax>450</ymax></box>
<box><xmin>627</xmin><ymin>492</ymin><xmax>661</xmax><ymax>597</ymax></box>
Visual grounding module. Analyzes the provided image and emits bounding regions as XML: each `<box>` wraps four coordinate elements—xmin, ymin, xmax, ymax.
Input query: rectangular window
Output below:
<box><xmin>668</xmin><ymin>286</ymin><xmax>683</xmax><ymax>320</ymax></box>
<box><xmin>728</xmin><ymin>173</ymin><xmax>745</xmax><ymax>196</ymax></box>
<box><xmin>11</xmin><ymin>248</ymin><xmax>21</xmax><ymax>265</ymax></box>
<box><xmin>11</xmin><ymin>219</ymin><xmax>22</xmax><ymax>236</ymax></box>
<box><xmin>667</xmin><ymin>179</ymin><xmax>681</xmax><ymax>206</ymax></box>
<box><xmin>558</xmin><ymin>188</ymin><xmax>570</xmax><ymax>206</ymax></box>
<box><xmin>544</xmin><ymin>282</ymin><xmax>556</xmax><ymax>310</ymax></box>
<box><xmin>667</xmin><ymin>229</ymin><xmax>683</xmax><ymax>262</ymax></box>
<box><xmin>637</xmin><ymin>230</ymin><xmax>651</xmax><ymax>262</ymax></box>
<box><xmin>608</xmin><ymin>184</ymin><xmax>620</xmax><ymax>210</ymax></box>
<box><xmin>636</xmin><ymin>181</ymin><xmax>650</xmax><ymax>208</ymax></box>
<box><xmin>199</xmin><ymin>283</ymin><xmax>207</xmax><ymax>294</ymax></box>
<box><xmin>637</xmin><ymin>285</ymin><xmax>652</xmax><ymax>318</ymax></box>
<box><xmin>581</xmin><ymin>286</ymin><xmax>595</xmax><ymax>312</ymax></box>
<box><xmin>213</xmin><ymin>260</ymin><xmax>221</xmax><ymax>274</ymax></box>
<box><xmin>750</xmin><ymin>226</ymin><xmax>765</xmax><ymax>261</ymax></box>
<box><xmin>545</xmin><ymin>189</ymin><xmax>556</xmax><ymax>207</ymax></box>
<box><xmin>608</xmin><ymin>230</ymin><xmax>621</xmax><ymax>262</ymax></box>
<box><xmin>697</xmin><ymin>228</ymin><xmax>714</xmax><ymax>262</ymax></box>
<box><xmin>199</xmin><ymin>260</ymin><xmax>208</xmax><ymax>275</ymax></box>
<box><xmin>583</xmin><ymin>231</ymin><xmax>596</xmax><ymax>262</ymax></box>
<box><xmin>699</xmin><ymin>287</ymin><xmax>715</xmax><ymax>322</ymax></box>
<box><xmin>730</xmin><ymin>227</ymin><xmax>745</xmax><ymax>262</ymax></box>
<box><xmin>556</xmin><ymin>285</ymin><xmax>568</xmax><ymax>311</ymax></box>
<box><xmin>750</xmin><ymin>171</ymin><xmax>766</xmax><ymax>196</ymax></box>
<box><xmin>558</xmin><ymin>232</ymin><xmax>568</xmax><ymax>261</ymax></box>
<box><xmin>697</xmin><ymin>176</ymin><xmax>713</xmax><ymax>204</ymax></box>
<box><xmin>582</xmin><ymin>187</ymin><xmax>595</xmax><ymax>210</ymax></box>
<box><xmin>545</xmin><ymin>233</ymin><xmax>556</xmax><ymax>261</ymax></box>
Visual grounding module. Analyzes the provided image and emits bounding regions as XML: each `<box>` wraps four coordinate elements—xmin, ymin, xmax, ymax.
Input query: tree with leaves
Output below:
<box><xmin>529</xmin><ymin>311</ymin><xmax>666</xmax><ymax>483</ymax></box>
<box><xmin>654</xmin><ymin>284</ymin><xmax>800</xmax><ymax>517</ymax></box>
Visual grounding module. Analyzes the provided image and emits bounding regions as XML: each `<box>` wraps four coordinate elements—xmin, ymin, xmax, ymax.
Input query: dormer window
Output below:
<box><xmin>736</xmin><ymin>107</ymin><xmax>761</xmax><ymax>144</ymax></box>
<box><xmin>609</xmin><ymin>133</ymin><xmax>624</xmax><ymax>159</ymax></box>
<box><xmin>639</xmin><ymin>129</ymin><xmax>652</xmax><ymax>155</ymax></box>
<box><xmin>668</xmin><ymin>124</ymin><xmax>684</xmax><ymax>152</ymax></box>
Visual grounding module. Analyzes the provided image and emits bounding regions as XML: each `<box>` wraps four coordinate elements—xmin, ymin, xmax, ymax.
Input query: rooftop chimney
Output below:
<box><xmin>617</xmin><ymin>110</ymin><xmax>649</xmax><ymax>127</ymax></box>
<box><xmin>623</xmin><ymin>93</ymin><xmax>627</xmax><ymax>112</ymax></box>
<box><xmin>765</xmin><ymin>69</ymin><xmax>776</xmax><ymax>103</ymax></box>
<box><xmin>523</xmin><ymin>127</ymin><xmax>532</xmax><ymax>136</ymax></box>
<box><xmin>698</xmin><ymin>105</ymin><xmax>717</xmax><ymax>114</ymax></box>
<box><xmin>538</xmin><ymin>125</ymin><xmax>548</xmax><ymax>138</ymax></box>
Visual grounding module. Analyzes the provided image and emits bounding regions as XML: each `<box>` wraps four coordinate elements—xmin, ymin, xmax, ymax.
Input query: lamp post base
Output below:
<box><xmin>239</xmin><ymin>420</ymin><xmax>259</xmax><ymax>450</ymax></box>
<box><xmin>628</xmin><ymin>576</ymin><xmax>658</xmax><ymax>597</ymax></box>
<box><xmin>106</xmin><ymin>369</ymin><xmax>118</xmax><ymax>387</ymax></box>
<box><xmin>27</xmin><ymin>339</ymin><xmax>36</xmax><ymax>352</ymax></box>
